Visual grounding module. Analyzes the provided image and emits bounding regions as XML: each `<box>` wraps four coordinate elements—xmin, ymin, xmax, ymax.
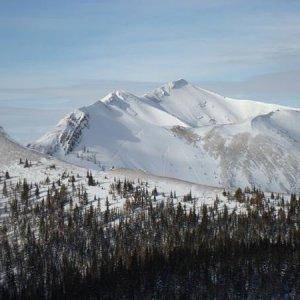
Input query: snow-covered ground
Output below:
<box><xmin>0</xmin><ymin>127</ymin><xmax>224</xmax><ymax>217</ymax></box>
<box><xmin>0</xmin><ymin>122</ymin><xmax>294</xmax><ymax>224</ymax></box>
<box><xmin>29</xmin><ymin>79</ymin><xmax>300</xmax><ymax>193</ymax></box>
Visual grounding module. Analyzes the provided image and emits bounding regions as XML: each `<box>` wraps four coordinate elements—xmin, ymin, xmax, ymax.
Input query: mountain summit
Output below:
<box><xmin>169</xmin><ymin>78</ymin><xmax>189</xmax><ymax>89</ymax></box>
<box><xmin>29</xmin><ymin>80</ymin><xmax>300</xmax><ymax>192</ymax></box>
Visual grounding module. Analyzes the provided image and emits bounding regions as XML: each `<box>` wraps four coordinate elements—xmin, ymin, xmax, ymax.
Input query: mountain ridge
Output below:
<box><xmin>29</xmin><ymin>79</ymin><xmax>300</xmax><ymax>192</ymax></box>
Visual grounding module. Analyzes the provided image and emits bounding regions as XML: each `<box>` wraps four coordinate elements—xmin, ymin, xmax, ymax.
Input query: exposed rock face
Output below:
<box><xmin>170</xmin><ymin>126</ymin><xmax>200</xmax><ymax>145</ymax></box>
<box><xmin>58</xmin><ymin>111</ymin><xmax>89</xmax><ymax>154</ymax></box>
<box><xmin>28</xmin><ymin>110</ymin><xmax>89</xmax><ymax>155</ymax></box>
<box><xmin>203</xmin><ymin>130</ymin><xmax>299</xmax><ymax>191</ymax></box>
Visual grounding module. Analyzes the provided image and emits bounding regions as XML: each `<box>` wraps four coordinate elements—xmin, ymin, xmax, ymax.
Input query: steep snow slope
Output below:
<box><xmin>29</xmin><ymin>80</ymin><xmax>300</xmax><ymax>192</ymax></box>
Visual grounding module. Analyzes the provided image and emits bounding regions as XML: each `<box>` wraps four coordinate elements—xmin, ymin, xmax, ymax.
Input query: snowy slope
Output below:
<box><xmin>29</xmin><ymin>79</ymin><xmax>300</xmax><ymax>192</ymax></box>
<box><xmin>0</xmin><ymin>128</ymin><xmax>290</xmax><ymax>225</ymax></box>
<box><xmin>143</xmin><ymin>79</ymin><xmax>290</xmax><ymax>126</ymax></box>
<box><xmin>199</xmin><ymin>110</ymin><xmax>300</xmax><ymax>192</ymax></box>
<box><xmin>0</xmin><ymin>128</ymin><xmax>234</xmax><ymax>227</ymax></box>
<box><xmin>0</xmin><ymin>125</ymin><xmax>229</xmax><ymax>220</ymax></box>
<box><xmin>0</xmin><ymin>125</ymin><xmax>44</xmax><ymax>166</ymax></box>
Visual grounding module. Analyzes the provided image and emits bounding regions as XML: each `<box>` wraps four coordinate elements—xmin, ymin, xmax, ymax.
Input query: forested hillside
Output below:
<box><xmin>0</xmin><ymin>174</ymin><xmax>299</xmax><ymax>298</ymax></box>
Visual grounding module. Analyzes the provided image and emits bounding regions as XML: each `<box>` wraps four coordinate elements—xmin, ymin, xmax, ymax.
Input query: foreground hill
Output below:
<box><xmin>29</xmin><ymin>79</ymin><xmax>300</xmax><ymax>192</ymax></box>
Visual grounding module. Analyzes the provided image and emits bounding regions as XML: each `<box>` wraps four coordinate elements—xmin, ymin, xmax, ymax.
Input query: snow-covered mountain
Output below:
<box><xmin>29</xmin><ymin>79</ymin><xmax>300</xmax><ymax>192</ymax></box>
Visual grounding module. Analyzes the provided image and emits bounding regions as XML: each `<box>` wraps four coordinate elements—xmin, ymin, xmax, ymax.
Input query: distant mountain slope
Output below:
<box><xmin>0</xmin><ymin>125</ymin><xmax>43</xmax><ymax>166</ymax></box>
<box><xmin>29</xmin><ymin>79</ymin><xmax>300</xmax><ymax>192</ymax></box>
<box><xmin>199</xmin><ymin>110</ymin><xmax>300</xmax><ymax>192</ymax></box>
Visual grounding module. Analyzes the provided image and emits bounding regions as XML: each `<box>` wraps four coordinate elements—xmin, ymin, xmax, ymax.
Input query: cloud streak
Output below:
<box><xmin>0</xmin><ymin>1</ymin><xmax>300</xmax><ymax>88</ymax></box>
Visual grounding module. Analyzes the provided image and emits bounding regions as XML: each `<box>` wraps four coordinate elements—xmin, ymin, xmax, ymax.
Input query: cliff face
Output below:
<box><xmin>58</xmin><ymin>110</ymin><xmax>89</xmax><ymax>154</ymax></box>
<box><xmin>29</xmin><ymin>109</ymin><xmax>89</xmax><ymax>155</ymax></box>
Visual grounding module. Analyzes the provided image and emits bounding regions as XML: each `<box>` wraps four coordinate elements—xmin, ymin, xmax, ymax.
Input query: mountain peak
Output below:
<box><xmin>101</xmin><ymin>90</ymin><xmax>129</xmax><ymax>104</ymax></box>
<box><xmin>97</xmin><ymin>90</ymin><xmax>141</xmax><ymax>112</ymax></box>
<box><xmin>169</xmin><ymin>78</ymin><xmax>189</xmax><ymax>89</ymax></box>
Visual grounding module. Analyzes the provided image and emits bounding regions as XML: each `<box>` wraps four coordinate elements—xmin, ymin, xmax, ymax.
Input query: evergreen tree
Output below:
<box><xmin>2</xmin><ymin>180</ymin><xmax>7</xmax><ymax>197</ymax></box>
<box><xmin>88</xmin><ymin>172</ymin><xmax>95</xmax><ymax>186</ymax></box>
<box><xmin>234</xmin><ymin>187</ymin><xmax>244</xmax><ymax>202</ymax></box>
<box><xmin>35</xmin><ymin>185</ymin><xmax>40</xmax><ymax>198</ymax></box>
<box><xmin>24</xmin><ymin>158</ymin><xmax>29</xmax><ymax>168</ymax></box>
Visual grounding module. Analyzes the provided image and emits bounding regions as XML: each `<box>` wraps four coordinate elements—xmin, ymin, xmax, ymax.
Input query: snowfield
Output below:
<box><xmin>28</xmin><ymin>79</ymin><xmax>300</xmax><ymax>193</ymax></box>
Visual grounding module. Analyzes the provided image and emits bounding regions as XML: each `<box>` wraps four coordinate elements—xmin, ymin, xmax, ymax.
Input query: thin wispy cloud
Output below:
<box><xmin>0</xmin><ymin>0</ymin><xmax>299</xmax><ymax>106</ymax></box>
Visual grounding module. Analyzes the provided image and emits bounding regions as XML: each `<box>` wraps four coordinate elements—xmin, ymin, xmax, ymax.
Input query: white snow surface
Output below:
<box><xmin>29</xmin><ymin>79</ymin><xmax>300</xmax><ymax>193</ymax></box>
<box><xmin>0</xmin><ymin>124</ymin><xmax>293</xmax><ymax>232</ymax></box>
<box><xmin>0</xmin><ymin>126</ymin><xmax>230</xmax><ymax>219</ymax></box>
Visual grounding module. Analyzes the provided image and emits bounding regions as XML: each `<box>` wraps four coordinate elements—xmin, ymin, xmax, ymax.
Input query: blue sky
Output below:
<box><xmin>0</xmin><ymin>0</ymin><xmax>300</xmax><ymax>106</ymax></box>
